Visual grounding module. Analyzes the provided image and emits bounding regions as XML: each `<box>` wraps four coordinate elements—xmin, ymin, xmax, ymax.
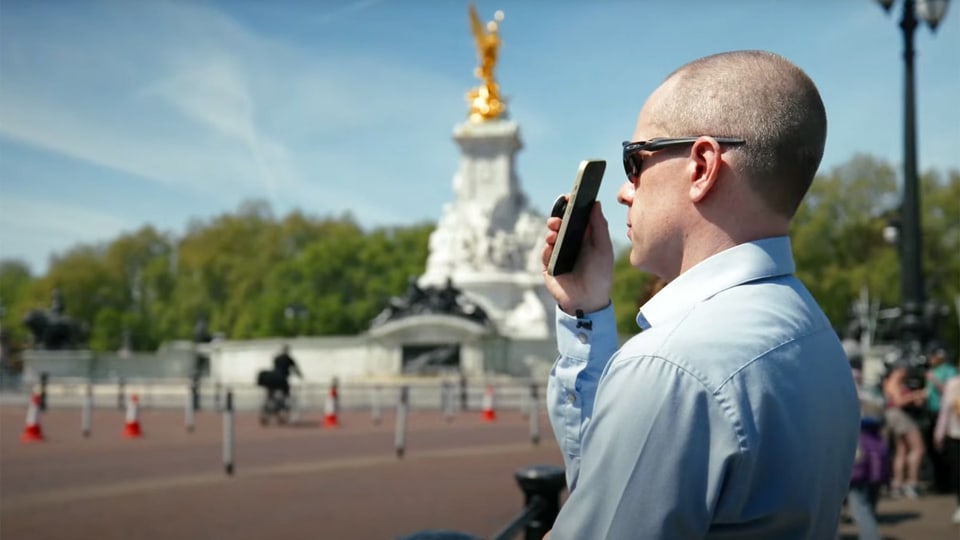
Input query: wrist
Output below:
<box><xmin>559</xmin><ymin>298</ymin><xmax>610</xmax><ymax>316</ymax></box>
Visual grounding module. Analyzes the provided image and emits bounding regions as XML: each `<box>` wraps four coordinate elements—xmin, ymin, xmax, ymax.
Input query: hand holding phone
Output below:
<box><xmin>546</xmin><ymin>159</ymin><xmax>606</xmax><ymax>276</ymax></box>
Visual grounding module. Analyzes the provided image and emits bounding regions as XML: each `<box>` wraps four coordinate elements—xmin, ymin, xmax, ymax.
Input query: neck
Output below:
<box><xmin>666</xmin><ymin>217</ymin><xmax>789</xmax><ymax>281</ymax></box>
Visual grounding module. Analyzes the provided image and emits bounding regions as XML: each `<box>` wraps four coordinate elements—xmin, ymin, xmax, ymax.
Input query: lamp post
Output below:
<box><xmin>875</xmin><ymin>0</ymin><xmax>951</xmax><ymax>352</ymax></box>
<box><xmin>284</xmin><ymin>303</ymin><xmax>308</xmax><ymax>336</ymax></box>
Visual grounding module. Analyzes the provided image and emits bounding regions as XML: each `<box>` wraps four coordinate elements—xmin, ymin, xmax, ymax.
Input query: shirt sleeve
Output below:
<box><xmin>547</xmin><ymin>304</ymin><xmax>620</xmax><ymax>490</ymax></box>
<box><xmin>549</xmin><ymin>353</ymin><xmax>742</xmax><ymax>540</ymax></box>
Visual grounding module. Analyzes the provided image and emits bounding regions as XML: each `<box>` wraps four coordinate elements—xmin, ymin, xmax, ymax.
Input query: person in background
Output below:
<box><xmin>924</xmin><ymin>341</ymin><xmax>958</xmax><ymax>493</ymax></box>
<box><xmin>933</xmin><ymin>356</ymin><xmax>960</xmax><ymax>524</ymax></box>
<box><xmin>272</xmin><ymin>344</ymin><xmax>303</xmax><ymax>403</ymax></box>
<box><xmin>847</xmin><ymin>367</ymin><xmax>889</xmax><ymax>540</ymax></box>
<box><xmin>882</xmin><ymin>361</ymin><xmax>927</xmax><ymax>499</ymax></box>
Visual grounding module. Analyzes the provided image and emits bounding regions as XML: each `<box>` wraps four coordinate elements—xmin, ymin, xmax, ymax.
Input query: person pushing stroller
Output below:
<box><xmin>257</xmin><ymin>344</ymin><xmax>303</xmax><ymax>425</ymax></box>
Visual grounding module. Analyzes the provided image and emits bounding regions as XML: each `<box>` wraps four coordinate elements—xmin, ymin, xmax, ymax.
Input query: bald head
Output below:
<box><xmin>649</xmin><ymin>50</ymin><xmax>826</xmax><ymax>218</ymax></box>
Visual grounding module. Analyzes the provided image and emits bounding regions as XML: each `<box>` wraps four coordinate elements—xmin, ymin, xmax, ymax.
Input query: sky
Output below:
<box><xmin>1</xmin><ymin>0</ymin><xmax>958</xmax><ymax>276</ymax></box>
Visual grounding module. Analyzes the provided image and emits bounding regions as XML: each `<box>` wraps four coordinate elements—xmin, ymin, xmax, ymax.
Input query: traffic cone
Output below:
<box><xmin>123</xmin><ymin>394</ymin><xmax>143</xmax><ymax>438</ymax></box>
<box><xmin>481</xmin><ymin>384</ymin><xmax>496</xmax><ymax>422</ymax></box>
<box><xmin>21</xmin><ymin>392</ymin><xmax>45</xmax><ymax>442</ymax></box>
<box><xmin>322</xmin><ymin>386</ymin><xmax>339</xmax><ymax>427</ymax></box>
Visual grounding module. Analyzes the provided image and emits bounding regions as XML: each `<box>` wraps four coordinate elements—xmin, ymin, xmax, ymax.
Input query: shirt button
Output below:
<box><xmin>577</xmin><ymin>332</ymin><xmax>588</xmax><ymax>344</ymax></box>
<box><xmin>567</xmin><ymin>392</ymin><xmax>576</xmax><ymax>403</ymax></box>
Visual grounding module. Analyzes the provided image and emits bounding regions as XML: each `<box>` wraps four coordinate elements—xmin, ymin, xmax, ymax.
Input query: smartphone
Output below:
<box><xmin>547</xmin><ymin>159</ymin><xmax>606</xmax><ymax>276</ymax></box>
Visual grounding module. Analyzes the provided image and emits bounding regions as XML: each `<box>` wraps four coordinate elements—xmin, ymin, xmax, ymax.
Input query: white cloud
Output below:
<box><xmin>0</xmin><ymin>0</ymin><xmax>468</xmax><ymax>226</ymax></box>
<box><xmin>0</xmin><ymin>93</ymin><xmax>258</xmax><ymax>200</ymax></box>
<box><xmin>0</xmin><ymin>194</ymin><xmax>137</xmax><ymax>273</ymax></box>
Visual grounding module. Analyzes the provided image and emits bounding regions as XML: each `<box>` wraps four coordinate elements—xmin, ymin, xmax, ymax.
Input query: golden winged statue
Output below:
<box><xmin>466</xmin><ymin>4</ymin><xmax>507</xmax><ymax>123</ymax></box>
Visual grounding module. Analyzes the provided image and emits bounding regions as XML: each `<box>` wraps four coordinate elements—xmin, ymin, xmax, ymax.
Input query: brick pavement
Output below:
<box><xmin>837</xmin><ymin>492</ymin><xmax>958</xmax><ymax>540</ymax></box>
<box><xmin>1</xmin><ymin>404</ymin><xmax>957</xmax><ymax>539</ymax></box>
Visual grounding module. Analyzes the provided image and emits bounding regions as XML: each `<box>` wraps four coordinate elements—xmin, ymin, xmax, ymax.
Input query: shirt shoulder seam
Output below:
<box><xmin>714</xmin><ymin>323</ymin><xmax>833</xmax><ymax>392</ymax></box>
<box><xmin>611</xmin><ymin>352</ymin><xmax>749</xmax><ymax>453</ymax></box>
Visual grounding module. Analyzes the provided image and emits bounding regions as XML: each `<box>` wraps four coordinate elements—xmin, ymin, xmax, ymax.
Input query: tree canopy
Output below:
<box><xmin>1</xmin><ymin>155</ymin><xmax>957</xmax><ymax>357</ymax></box>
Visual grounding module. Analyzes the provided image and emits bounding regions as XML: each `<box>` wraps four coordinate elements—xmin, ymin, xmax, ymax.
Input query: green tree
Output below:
<box><xmin>791</xmin><ymin>156</ymin><xmax>959</xmax><ymax>345</ymax></box>
<box><xmin>1</xmin><ymin>156</ymin><xmax>954</xmax><ymax>355</ymax></box>
<box><xmin>0</xmin><ymin>260</ymin><xmax>34</xmax><ymax>346</ymax></box>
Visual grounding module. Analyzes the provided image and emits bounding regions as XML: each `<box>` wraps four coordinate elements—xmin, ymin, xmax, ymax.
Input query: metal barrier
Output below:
<box><xmin>16</xmin><ymin>376</ymin><xmax>545</xmax><ymax>415</ymax></box>
<box><xmin>398</xmin><ymin>464</ymin><xmax>566</xmax><ymax>540</ymax></box>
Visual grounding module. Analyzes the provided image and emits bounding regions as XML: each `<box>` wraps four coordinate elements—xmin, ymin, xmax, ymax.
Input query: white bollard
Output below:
<box><xmin>371</xmin><ymin>385</ymin><xmax>382</xmax><ymax>425</ymax></box>
<box><xmin>529</xmin><ymin>383</ymin><xmax>540</xmax><ymax>445</ymax></box>
<box><xmin>395</xmin><ymin>386</ymin><xmax>408</xmax><ymax>459</ymax></box>
<box><xmin>290</xmin><ymin>383</ymin><xmax>301</xmax><ymax>424</ymax></box>
<box><xmin>185</xmin><ymin>386</ymin><xmax>195</xmax><ymax>433</ymax></box>
<box><xmin>82</xmin><ymin>383</ymin><xmax>93</xmax><ymax>438</ymax></box>
<box><xmin>520</xmin><ymin>384</ymin><xmax>530</xmax><ymax>419</ymax></box>
<box><xmin>223</xmin><ymin>389</ymin><xmax>234</xmax><ymax>475</ymax></box>
<box><xmin>442</xmin><ymin>380</ymin><xmax>455</xmax><ymax>422</ymax></box>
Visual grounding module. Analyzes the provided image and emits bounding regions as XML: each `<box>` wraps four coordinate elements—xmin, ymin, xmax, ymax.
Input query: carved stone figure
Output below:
<box><xmin>371</xmin><ymin>277</ymin><xmax>490</xmax><ymax>328</ymax></box>
<box><xmin>22</xmin><ymin>289</ymin><xmax>88</xmax><ymax>349</ymax></box>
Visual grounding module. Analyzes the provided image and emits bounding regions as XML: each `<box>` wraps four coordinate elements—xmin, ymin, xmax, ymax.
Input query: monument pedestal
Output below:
<box><xmin>419</xmin><ymin>120</ymin><xmax>552</xmax><ymax>340</ymax></box>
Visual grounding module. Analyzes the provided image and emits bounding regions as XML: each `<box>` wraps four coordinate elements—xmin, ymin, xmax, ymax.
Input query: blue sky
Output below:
<box><xmin>1</xmin><ymin>0</ymin><xmax>958</xmax><ymax>275</ymax></box>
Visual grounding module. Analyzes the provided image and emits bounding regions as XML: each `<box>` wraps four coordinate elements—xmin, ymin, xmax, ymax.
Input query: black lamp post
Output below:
<box><xmin>875</xmin><ymin>0</ymin><xmax>951</xmax><ymax>352</ymax></box>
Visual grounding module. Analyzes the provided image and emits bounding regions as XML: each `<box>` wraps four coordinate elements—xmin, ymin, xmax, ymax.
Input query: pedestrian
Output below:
<box><xmin>924</xmin><ymin>341</ymin><xmax>958</xmax><ymax>493</ymax></box>
<box><xmin>847</xmin><ymin>368</ymin><xmax>889</xmax><ymax>540</ymax></box>
<box><xmin>540</xmin><ymin>50</ymin><xmax>860</xmax><ymax>538</ymax></box>
<box><xmin>272</xmin><ymin>343</ymin><xmax>303</xmax><ymax>403</ymax></box>
<box><xmin>882</xmin><ymin>361</ymin><xmax>927</xmax><ymax>499</ymax></box>
<box><xmin>933</xmin><ymin>365</ymin><xmax>960</xmax><ymax>524</ymax></box>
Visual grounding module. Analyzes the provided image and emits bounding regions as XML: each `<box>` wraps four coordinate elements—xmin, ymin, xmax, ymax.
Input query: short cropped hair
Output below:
<box><xmin>651</xmin><ymin>50</ymin><xmax>827</xmax><ymax>217</ymax></box>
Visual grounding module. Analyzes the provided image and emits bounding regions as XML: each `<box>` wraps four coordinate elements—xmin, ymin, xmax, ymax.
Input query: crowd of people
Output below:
<box><xmin>847</xmin><ymin>340</ymin><xmax>960</xmax><ymax>537</ymax></box>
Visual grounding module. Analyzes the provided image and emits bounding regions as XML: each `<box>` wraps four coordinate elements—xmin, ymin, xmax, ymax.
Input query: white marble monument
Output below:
<box><xmin>416</xmin><ymin>6</ymin><xmax>553</xmax><ymax>340</ymax></box>
<box><xmin>419</xmin><ymin>120</ymin><xmax>553</xmax><ymax>339</ymax></box>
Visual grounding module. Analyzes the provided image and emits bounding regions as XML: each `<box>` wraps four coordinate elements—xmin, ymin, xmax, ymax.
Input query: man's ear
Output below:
<box><xmin>688</xmin><ymin>137</ymin><xmax>722</xmax><ymax>203</ymax></box>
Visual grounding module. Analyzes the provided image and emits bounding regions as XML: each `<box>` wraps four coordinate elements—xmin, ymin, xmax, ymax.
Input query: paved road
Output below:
<box><xmin>2</xmin><ymin>403</ymin><xmax>957</xmax><ymax>539</ymax></box>
<box><xmin>1</xmin><ymin>403</ymin><xmax>560</xmax><ymax>540</ymax></box>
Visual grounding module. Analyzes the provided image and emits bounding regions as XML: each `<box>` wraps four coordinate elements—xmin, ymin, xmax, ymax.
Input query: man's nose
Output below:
<box><xmin>617</xmin><ymin>182</ymin><xmax>634</xmax><ymax>206</ymax></box>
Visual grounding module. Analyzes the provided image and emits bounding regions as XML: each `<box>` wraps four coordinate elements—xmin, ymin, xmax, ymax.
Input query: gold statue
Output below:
<box><xmin>466</xmin><ymin>4</ymin><xmax>506</xmax><ymax>123</ymax></box>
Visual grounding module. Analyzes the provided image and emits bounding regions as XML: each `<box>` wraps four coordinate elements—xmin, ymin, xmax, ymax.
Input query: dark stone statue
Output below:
<box><xmin>22</xmin><ymin>288</ymin><xmax>89</xmax><ymax>349</ymax></box>
<box><xmin>371</xmin><ymin>277</ymin><xmax>490</xmax><ymax>328</ymax></box>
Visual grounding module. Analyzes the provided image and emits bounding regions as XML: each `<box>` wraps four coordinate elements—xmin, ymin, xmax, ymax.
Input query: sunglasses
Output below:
<box><xmin>621</xmin><ymin>137</ymin><xmax>746</xmax><ymax>180</ymax></box>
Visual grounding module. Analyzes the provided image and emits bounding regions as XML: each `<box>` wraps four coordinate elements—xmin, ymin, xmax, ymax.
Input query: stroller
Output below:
<box><xmin>256</xmin><ymin>369</ymin><xmax>291</xmax><ymax>426</ymax></box>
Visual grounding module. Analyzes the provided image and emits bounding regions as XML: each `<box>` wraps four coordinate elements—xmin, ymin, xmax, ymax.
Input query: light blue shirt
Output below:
<box><xmin>546</xmin><ymin>236</ymin><xmax>860</xmax><ymax>539</ymax></box>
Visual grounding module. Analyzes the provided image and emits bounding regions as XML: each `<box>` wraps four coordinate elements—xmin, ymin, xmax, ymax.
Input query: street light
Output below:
<box><xmin>284</xmin><ymin>303</ymin><xmax>308</xmax><ymax>336</ymax></box>
<box><xmin>874</xmin><ymin>0</ymin><xmax>951</xmax><ymax>352</ymax></box>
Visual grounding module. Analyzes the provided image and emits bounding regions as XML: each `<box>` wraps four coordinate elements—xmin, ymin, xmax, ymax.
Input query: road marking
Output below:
<box><xmin>0</xmin><ymin>441</ymin><xmax>557</xmax><ymax>511</ymax></box>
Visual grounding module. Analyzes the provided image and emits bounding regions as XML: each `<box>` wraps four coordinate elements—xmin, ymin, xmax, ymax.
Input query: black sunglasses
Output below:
<box><xmin>621</xmin><ymin>137</ymin><xmax>746</xmax><ymax>180</ymax></box>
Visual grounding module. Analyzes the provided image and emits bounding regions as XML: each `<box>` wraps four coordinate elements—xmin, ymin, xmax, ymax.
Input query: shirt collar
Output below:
<box><xmin>636</xmin><ymin>236</ymin><xmax>796</xmax><ymax>330</ymax></box>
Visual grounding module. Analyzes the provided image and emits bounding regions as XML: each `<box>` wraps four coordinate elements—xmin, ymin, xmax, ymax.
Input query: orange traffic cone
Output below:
<box><xmin>123</xmin><ymin>394</ymin><xmax>143</xmax><ymax>438</ymax></box>
<box><xmin>322</xmin><ymin>386</ymin><xmax>339</xmax><ymax>427</ymax></box>
<box><xmin>481</xmin><ymin>384</ymin><xmax>496</xmax><ymax>422</ymax></box>
<box><xmin>21</xmin><ymin>392</ymin><xmax>45</xmax><ymax>442</ymax></box>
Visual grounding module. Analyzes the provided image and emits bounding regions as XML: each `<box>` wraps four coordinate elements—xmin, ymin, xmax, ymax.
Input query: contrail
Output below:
<box><xmin>313</xmin><ymin>0</ymin><xmax>388</xmax><ymax>25</ymax></box>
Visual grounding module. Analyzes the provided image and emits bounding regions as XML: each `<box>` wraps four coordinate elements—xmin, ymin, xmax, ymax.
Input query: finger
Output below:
<box><xmin>541</xmin><ymin>243</ymin><xmax>553</xmax><ymax>269</ymax></box>
<box><xmin>587</xmin><ymin>201</ymin><xmax>612</xmax><ymax>251</ymax></box>
<box><xmin>546</xmin><ymin>216</ymin><xmax>562</xmax><ymax>232</ymax></box>
<box><xmin>545</xmin><ymin>229</ymin><xmax>558</xmax><ymax>247</ymax></box>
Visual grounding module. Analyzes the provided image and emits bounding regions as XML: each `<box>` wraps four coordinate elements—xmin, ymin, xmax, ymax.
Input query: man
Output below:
<box><xmin>272</xmin><ymin>344</ymin><xmax>303</xmax><ymax>402</ymax></box>
<box><xmin>541</xmin><ymin>50</ymin><xmax>860</xmax><ymax>539</ymax></box>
